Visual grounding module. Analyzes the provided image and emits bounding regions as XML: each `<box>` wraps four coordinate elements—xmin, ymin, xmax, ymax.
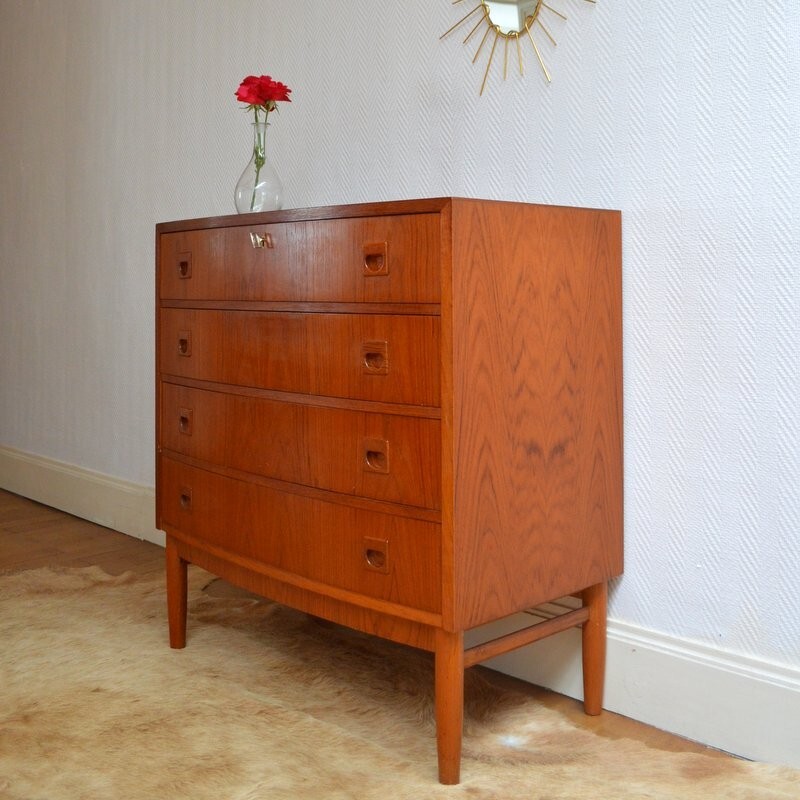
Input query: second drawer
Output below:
<box><xmin>159</xmin><ymin>308</ymin><xmax>440</xmax><ymax>406</ymax></box>
<box><xmin>160</xmin><ymin>383</ymin><xmax>441</xmax><ymax>510</ymax></box>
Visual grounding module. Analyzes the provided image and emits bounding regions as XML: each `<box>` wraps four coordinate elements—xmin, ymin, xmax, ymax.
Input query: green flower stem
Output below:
<box><xmin>249</xmin><ymin>109</ymin><xmax>269</xmax><ymax>212</ymax></box>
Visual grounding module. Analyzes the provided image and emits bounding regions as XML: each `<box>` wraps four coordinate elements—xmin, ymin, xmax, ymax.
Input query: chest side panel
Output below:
<box><xmin>449</xmin><ymin>201</ymin><xmax>623</xmax><ymax>629</ymax></box>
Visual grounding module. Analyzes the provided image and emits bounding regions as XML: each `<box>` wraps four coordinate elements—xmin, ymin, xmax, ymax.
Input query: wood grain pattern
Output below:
<box><xmin>164</xmin><ymin>376</ymin><xmax>441</xmax><ymax>419</ymax></box>
<box><xmin>435</xmin><ymin>628</ymin><xmax>464</xmax><ymax>784</ymax></box>
<box><xmin>156</xmin><ymin>198</ymin><xmax>453</xmax><ymax>233</ymax></box>
<box><xmin>166</xmin><ymin>533</ymin><xmax>439</xmax><ymax>652</ymax></box>
<box><xmin>581</xmin><ymin>582</ymin><xmax>608</xmax><ymax>715</ymax></box>
<box><xmin>447</xmin><ymin>200</ymin><xmax>623</xmax><ymax>629</ymax></box>
<box><xmin>156</xmin><ymin>197</ymin><xmax>623</xmax><ymax>784</ymax></box>
<box><xmin>160</xmin><ymin>300</ymin><xmax>441</xmax><ymax>316</ymax></box>
<box><xmin>160</xmin><ymin>382</ymin><xmax>441</xmax><ymax>509</ymax></box>
<box><xmin>159</xmin><ymin>457</ymin><xmax>442</xmax><ymax>615</ymax></box>
<box><xmin>159</xmin><ymin>308</ymin><xmax>440</xmax><ymax>406</ymax></box>
<box><xmin>159</xmin><ymin>214</ymin><xmax>440</xmax><ymax>304</ymax></box>
<box><xmin>163</xmin><ymin>452</ymin><xmax>441</xmax><ymax>525</ymax></box>
<box><xmin>165</xmin><ymin>537</ymin><xmax>187</xmax><ymax>648</ymax></box>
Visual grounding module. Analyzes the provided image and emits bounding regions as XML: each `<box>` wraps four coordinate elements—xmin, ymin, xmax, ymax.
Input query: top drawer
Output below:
<box><xmin>159</xmin><ymin>214</ymin><xmax>441</xmax><ymax>304</ymax></box>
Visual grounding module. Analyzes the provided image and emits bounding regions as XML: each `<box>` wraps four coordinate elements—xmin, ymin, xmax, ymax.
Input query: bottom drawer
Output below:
<box><xmin>158</xmin><ymin>457</ymin><xmax>442</xmax><ymax>614</ymax></box>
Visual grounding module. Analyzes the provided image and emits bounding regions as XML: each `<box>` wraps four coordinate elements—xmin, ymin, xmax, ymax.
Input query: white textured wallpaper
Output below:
<box><xmin>1</xmin><ymin>0</ymin><xmax>798</xmax><ymax>671</ymax></box>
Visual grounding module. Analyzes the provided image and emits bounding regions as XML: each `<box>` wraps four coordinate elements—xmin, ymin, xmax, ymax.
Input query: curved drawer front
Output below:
<box><xmin>159</xmin><ymin>214</ymin><xmax>440</xmax><ymax>303</ymax></box>
<box><xmin>159</xmin><ymin>309</ymin><xmax>440</xmax><ymax>406</ymax></box>
<box><xmin>160</xmin><ymin>383</ymin><xmax>442</xmax><ymax>510</ymax></box>
<box><xmin>159</xmin><ymin>458</ymin><xmax>442</xmax><ymax>614</ymax></box>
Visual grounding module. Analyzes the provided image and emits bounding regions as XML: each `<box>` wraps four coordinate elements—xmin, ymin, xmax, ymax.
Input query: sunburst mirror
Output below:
<box><xmin>441</xmin><ymin>0</ymin><xmax>596</xmax><ymax>95</ymax></box>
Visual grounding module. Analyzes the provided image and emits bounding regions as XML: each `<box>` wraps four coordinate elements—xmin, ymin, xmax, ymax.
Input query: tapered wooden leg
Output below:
<box><xmin>434</xmin><ymin>629</ymin><xmax>464</xmax><ymax>785</ymax></box>
<box><xmin>166</xmin><ymin>537</ymin><xmax>188</xmax><ymax>649</ymax></box>
<box><xmin>581</xmin><ymin>581</ymin><xmax>607</xmax><ymax>716</ymax></box>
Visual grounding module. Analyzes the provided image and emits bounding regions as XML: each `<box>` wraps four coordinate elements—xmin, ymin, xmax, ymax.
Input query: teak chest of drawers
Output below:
<box><xmin>156</xmin><ymin>198</ymin><xmax>623</xmax><ymax>784</ymax></box>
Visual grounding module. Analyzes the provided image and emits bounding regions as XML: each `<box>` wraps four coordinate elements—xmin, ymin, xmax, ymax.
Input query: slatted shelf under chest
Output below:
<box><xmin>155</xmin><ymin>197</ymin><xmax>623</xmax><ymax>784</ymax></box>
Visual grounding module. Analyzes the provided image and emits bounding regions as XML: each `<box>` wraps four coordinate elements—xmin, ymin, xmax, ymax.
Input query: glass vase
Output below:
<box><xmin>234</xmin><ymin>120</ymin><xmax>284</xmax><ymax>214</ymax></box>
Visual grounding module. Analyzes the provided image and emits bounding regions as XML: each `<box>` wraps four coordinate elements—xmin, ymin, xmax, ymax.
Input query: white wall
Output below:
<box><xmin>1</xmin><ymin>0</ymin><xmax>798</xmax><ymax>764</ymax></box>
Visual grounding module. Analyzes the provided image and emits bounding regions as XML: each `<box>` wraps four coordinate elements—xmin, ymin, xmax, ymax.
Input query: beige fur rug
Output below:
<box><xmin>1</xmin><ymin>566</ymin><xmax>797</xmax><ymax>799</ymax></box>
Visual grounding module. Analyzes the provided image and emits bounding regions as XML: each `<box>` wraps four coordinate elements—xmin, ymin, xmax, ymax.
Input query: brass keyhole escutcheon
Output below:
<box><xmin>250</xmin><ymin>232</ymin><xmax>274</xmax><ymax>249</ymax></box>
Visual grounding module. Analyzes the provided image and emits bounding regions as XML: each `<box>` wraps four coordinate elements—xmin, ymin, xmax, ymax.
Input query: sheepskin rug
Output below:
<box><xmin>1</xmin><ymin>566</ymin><xmax>797</xmax><ymax>799</ymax></box>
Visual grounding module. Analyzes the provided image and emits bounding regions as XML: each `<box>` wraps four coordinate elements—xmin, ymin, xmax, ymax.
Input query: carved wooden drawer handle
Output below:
<box><xmin>362</xmin><ymin>438</ymin><xmax>389</xmax><ymax>474</ymax></box>
<box><xmin>363</xmin><ymin>537</ymin><xmax>389</xmax><ymax>573</ymax></box>
<box><xmin>179</xmin><ymin>486</ymin><xmax>192</xmax><ymax>510</ymax></box>
<box><xmin>178</xmin><ymin>408</ymin><xmax>193</xmax><ymax>435</ymax></box>
<box><xmin>361</xmin><ymin>341</ymin><xmax>389</xmax><ymax>375</ymax></box>
<box><xmin>177</xmin><ymin>252</ymin><xmax>192</xmax><ymax>278</ymax></box>
<box><xmin>363</xmin><ymin>241</ymin><xmax>388</xmax><ymax>276</ymax></box>
<box><xmin>177</xmin><ymin>331</ymin><xmax>191</xmax><ymax>357</ymax></box>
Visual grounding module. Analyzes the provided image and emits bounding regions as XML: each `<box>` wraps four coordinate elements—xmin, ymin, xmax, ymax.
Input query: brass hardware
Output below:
<box><xmin>250</xmin><ymin>232</ymin><xmax>274</xmax><ymax>249</ymax></box>
<box><xmin>361</xmin><ymin>341</ymin><xmax>389</xmax><ymax>375</ymax></box>
<box><xmin>442</xmin><ymin>0</ymin><xmax>596</xmax><ymax>95</ymax></box>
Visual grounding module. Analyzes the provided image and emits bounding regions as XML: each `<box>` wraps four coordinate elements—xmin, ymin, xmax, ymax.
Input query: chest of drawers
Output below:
<box><xmin>156</xmin><ymin>198</ymin><xmax>623</xmax><ymax>783</ymax></box>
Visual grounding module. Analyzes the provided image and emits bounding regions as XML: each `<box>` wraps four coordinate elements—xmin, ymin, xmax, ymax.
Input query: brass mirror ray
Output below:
<box><xmin>441</xmin><ymin>0</ymin><xmax>596</xmax><ymax>95</ymax></box>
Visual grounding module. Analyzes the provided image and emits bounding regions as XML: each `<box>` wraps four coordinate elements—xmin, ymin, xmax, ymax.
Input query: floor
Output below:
<box><xmin>0</xmin><ymin>487</ymin><xmax>730</xmax><ymax>760</ymax></box>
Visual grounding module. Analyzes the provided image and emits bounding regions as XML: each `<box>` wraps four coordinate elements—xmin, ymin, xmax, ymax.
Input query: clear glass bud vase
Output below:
<box><xmin>234</xmin><ymin>121</ymin><xmax>284</xmax><ymax>213</ymax></box>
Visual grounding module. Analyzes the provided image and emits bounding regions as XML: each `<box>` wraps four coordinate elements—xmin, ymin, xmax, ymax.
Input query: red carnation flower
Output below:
<box><xmin>235</xmin><ymin>74</ymin><xmax>292</xmax><ymax>114</ymax></box>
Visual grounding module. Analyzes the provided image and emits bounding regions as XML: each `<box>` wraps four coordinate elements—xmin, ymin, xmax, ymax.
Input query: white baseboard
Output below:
<box><xmin>468</xmin><ymin>611</ymin><xmax>800</xmax><ymax>770</ymax></box>
<box><xmin>2</xmin><ymin>446</ymin><xmax>798</xmax><ymax>769</ymax></box>
<box><xmin>0</xmin><ymin>445</ymin><xmax>164</xmax><ymax>547</ymax></box>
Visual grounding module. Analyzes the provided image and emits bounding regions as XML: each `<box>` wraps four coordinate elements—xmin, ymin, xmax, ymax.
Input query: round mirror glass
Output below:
<box><xmin>484</xmin><ymin>0</ymin><xmax>542</xmax><ymax>35</ymax></box>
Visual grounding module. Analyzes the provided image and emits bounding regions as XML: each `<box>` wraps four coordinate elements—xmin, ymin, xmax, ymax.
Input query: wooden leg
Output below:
<box><xmin>581</xmin><ymin>581</ymin><xmax>607</xmax><ymax>716</ymax></box>
<box><xmin>434</xmin><ymin>629</ymin><xmax>464</xmax><ymax>785</ymax></box>
<box><xmin>166</xmin><ymin>537</ymin><xmax>188</xmax><ymax>649</ymax></box>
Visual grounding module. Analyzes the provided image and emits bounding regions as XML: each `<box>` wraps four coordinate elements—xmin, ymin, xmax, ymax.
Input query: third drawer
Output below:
<box><xmin>160</xmin><ymin>382</ymin><xmax>442</xmax><ymax>510</ymax></box>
